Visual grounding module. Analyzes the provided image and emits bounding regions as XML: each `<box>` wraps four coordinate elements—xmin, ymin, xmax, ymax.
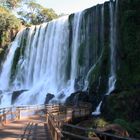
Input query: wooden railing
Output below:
<box><xmin>62</xmin><ymin>123</ymin><xmax>139</xmax><ymax>140</ymax></box>
<box><xmin>0</xmin><ymin>104</ymin><xmax>46</xmax><ymax>124</ymax></box>
<box><xmin>46</xmin><ymin>103</ymin><xmax>92</xmax><ymax>140</ymax></box>
<box><xmin>0</xmin><ymin>104</ymin><xmax>139</xmax><ymax>140</ymax></box>
<box><xmin>45</xmin><ymin>103</ymin><xmax>139</xmax><ymax>140</ymax></box>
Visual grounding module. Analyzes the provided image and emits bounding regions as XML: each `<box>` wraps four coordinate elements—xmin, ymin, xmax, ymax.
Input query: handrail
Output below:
<box><xmin>1</xmin><ymin>103</ymin><xmax>137</xmax><ymax>140</ymax></box>
<box><xmin>62</xmin><ymin>123</ymin><xmax>139</xmax><ymax>140</ymax></box>
<box><xmin>46</xmin><ymin>103</ymin><xmax>92</xmax><ymax>140</ymax></box>
<box><xmin>0</xmin><ymin>104</ymin><xmax>47</xmax><ymax>124</ymax></box>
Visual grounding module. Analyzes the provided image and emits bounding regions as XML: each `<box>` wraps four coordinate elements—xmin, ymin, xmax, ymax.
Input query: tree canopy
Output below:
<box><xmin>18</xmin><ymin>1</ymin><xmax>58</xmax><ymax>25</ymax></box>
<box><xmin>0</xmin><ymin>0</ymin><xmax>22</xmax><ymax>9</ymax></box>
<box><xmin>0</xmin><ymin>0</ymin><xmax>58</xmax><ymax>50</ymax></box>
<box><xmin>0</xmin><ymin>0</ymin><xmax>58</xmax><ymax>25</ymax></box>
<box><xmin>0</xmin><ymin>6</ymin><xmax>20</xmax><ymax>48</ymax></box>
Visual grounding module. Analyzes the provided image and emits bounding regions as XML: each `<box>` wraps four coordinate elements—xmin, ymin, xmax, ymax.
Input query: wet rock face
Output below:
<box><xmin>65</xmin><ymin>91</ymin><xmax>89</xmax><ymax>106</ymax></box>
<box><xmin>116</xmin><ymin>0</ymin><xmax>140</xmax><ymax>90</ymax></box>
<box><xmin>57</xmin><ymin>92</ymin><xmax>65</xmax><ymax>100</ymax></box>
<box><xmin>44</xmin><ymin>93</ymin><xmax>55</xmax><ymax>104</ymax></box>
<box><xmin>101</xmin><ymin>89</ymin><xmax>140</xmax><ymax>122</ymax></box>
<box><xmin>12</xmin><ymin>90</ymin><xmax>27</xmax><ymax>104</ymax></box>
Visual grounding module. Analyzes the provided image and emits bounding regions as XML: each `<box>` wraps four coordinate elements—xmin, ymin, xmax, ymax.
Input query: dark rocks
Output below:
<box><xmin>45</xmin><ymin>93</ymin><xmax>55</xmax><ymax>104</ymax></box>
<box><xmin>102</xmin><ymin>89</ymin><xmax>140</xmax><ymax>122</ymax></box>
<box><xmin>12</xmin><ymin>90</ymin><xmax>27</xmax><ymax>104</ymax></box>
<box><xmin>57</xmin><ymin>91</ymin><xmax>65</xmax><ymax>100</ymax></box>
<box><xmin>65</xmin><ymin>91</ymin><xmax>89</xmax><ymax>106</ymax></box>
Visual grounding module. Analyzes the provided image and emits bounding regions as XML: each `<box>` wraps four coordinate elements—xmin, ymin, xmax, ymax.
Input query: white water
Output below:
<box><xmin>14</xmin><ymin>16</ymin><xmax>70</xmax><ymax>105</ymax></box>
<box><xmin>0</xmin><ymin>92</ymin><xmax>12</xmax><ymax>107</ymax></box>
<box><xmin>92</xmin><ymin>101</ymin><xmax>102</xmax><ymax>115</ymax></box>
<box><xmin>106</xmin><ymin>0</ymin><xmax>117</xmax><ymax>95</ymax></box>
<box><xmin>92</xmin><ymin>0</ymin><xmax>118</xmax><ymax>115</ymax></box>
<box><xmin>92</xmin><ymin>4</ymin><xmax>104</xmax><ymax>116</ymax></box>
<box><xmin>0</xmin><ymin>1</ymin><xmax>118</xmax><ymax>108</ymax></box>
<box><xmin>70</xmin><ymin>12</ymin><xmax>83</xmax><ymax>91</ymax></box>
<box><xmin>0</xmin><ymin>13</ymin><xmax>85</xmax><ymax>106</ymax></box>
<box><xmin>0</xmin><ymin>31</ymin><xmax>23</xmax><ymax>91</ymax></box>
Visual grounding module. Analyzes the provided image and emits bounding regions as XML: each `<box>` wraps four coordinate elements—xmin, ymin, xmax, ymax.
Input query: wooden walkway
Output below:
<box><xmin>0</xmin><ymin>103</ymin><xmax>92</xmax><ymax>140</ymax></box>
<box><xmin>0</xmin><ymin>116</ymin><xmax>51</xmax><ymax>140</ymax></box>
<box><xmin>0</xmin><ymin>104</ymin><xmax>139</xmax><ymax>140</ymax></box>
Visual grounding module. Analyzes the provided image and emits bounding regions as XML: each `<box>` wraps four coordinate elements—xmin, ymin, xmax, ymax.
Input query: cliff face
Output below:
<box><xmin>0</xmin><ymin>1</ymin><xmax>114</xmax><ymax>106</ymax></box>
<box><xmin>116</xmin><ymin>0</ymin><xmax>140</xmax><ymax>90</ymax></box>
<box><xmin>0</xmin><ymin>0</ymin><xmax>139</xmax><ymax>137</ymax></box>
<box><xmin>101</xmin><ymin>1</ymin><xmax>140</xmax><ymax>137</ymax></box>
<box><xmin>83</xmin><ymin>0</ymin><xmax>140</xmax><ymax>111</ymax></box>
<box><xmin>0</xmin><ymin>0</ymin><xmax>139</xmax><ymax>122</ymax></box>
<box><xmin>0</xmin><ymin>6</ymin><xmax>22</xmax><ymax>69</ymax></box>
<box><xmin>102</xmin><ymin>0</ymin><xmax>140</xmax><ymax>112</ymax></box>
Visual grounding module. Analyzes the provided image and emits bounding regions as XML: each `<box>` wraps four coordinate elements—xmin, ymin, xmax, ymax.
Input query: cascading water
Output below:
<box><xmin>92</xmin><ymin>4</ymin><xmax>104</xmax><ymax>115</ymax></box>
<box><xmin>0</xmin><ymin>30</ymin><xmax>23</xmax><ymax>91</ymax></box>
<box><xmin>106</xmin><ymin>0</ymin><xmax>118</xmax><ymax>95</ymax></box>
<box><xmin>92</xmin><ymin>0</ymin><xmax>118</xmax><ymax>115</ymax></box>
<box><xmin>0</xmin><ymin>13</ymin><xmax>86</xmax><ymax>106</ymax></box>
<box><xmin>0</xmin><ymin>1</ymin><xmax>118</xmax><ymax>108</ymax></box>
<box><xmin>92</xmin><ymin>101</ymin><xmax>102</xmax><ymax>115</ymax></box>
<box><xmin>13</xmin><ymin>16</ymin><xmax>71</xmax><ymax>105</ymax></box>
<box><xmin>70</xmin><ymin>12</ymin><xmax>83</xmax><ymax>92</ymax></box>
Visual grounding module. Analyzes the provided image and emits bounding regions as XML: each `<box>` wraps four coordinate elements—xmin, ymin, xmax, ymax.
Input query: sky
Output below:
<box><xmin>37</xmin><ymin>0</ymin><xmax>108</xmax><ymax>14</ymax></box>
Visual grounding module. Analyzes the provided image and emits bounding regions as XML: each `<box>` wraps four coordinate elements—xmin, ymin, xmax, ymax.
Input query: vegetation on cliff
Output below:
<box><xmin>0</xmin><ymin>6</ymin><xmax>20</xmax><ymax>65</ymax></box>
<box><xmin>0</xmin><ymin>6</ymin><xmax>20</xmax><ymax>48</ymax></box>
<box><xmin>17</xmin><ymin>1</ymin><xmax>58</xmax><ymax>25</ymax></box>
<box><xmin>0</xmin><ymin>0</ymin><xmax>58</xmax><ymax>60</ymax></box>
<box><xmin>0</xmin><ymin>0</ymin><xmax>139</xmax><ymax>138</ymax></box>
<box><xmin>101</xmin><ymin>0</ymin><xmax>140</xmax><ymax>138</ymax></box>
<box><xmin>66</xmin><ymin>0</ymin><xmax>140</xmax><ymax>138</ymax></box>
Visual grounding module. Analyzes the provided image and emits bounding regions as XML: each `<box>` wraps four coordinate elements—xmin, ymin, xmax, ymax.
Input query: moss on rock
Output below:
<box><xmin>102</xmin><ymin>90</ymin><xmax>140</xmax><ymax>121</ymax></box>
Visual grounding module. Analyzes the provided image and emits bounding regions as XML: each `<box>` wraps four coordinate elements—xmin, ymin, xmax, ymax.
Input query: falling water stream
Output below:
<box><xmin>92</xmin><ymin>0</ymin><xmax>118</xmax><ymax>115</ymax></box>
<box><xmin>0</xmin><ymin>1</ymin><xmax>118</xmax><ymax>109</ymax></box>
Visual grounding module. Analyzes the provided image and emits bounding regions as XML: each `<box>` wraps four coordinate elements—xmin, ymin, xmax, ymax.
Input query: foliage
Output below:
<box><xmin>94</xmin><ymin>118</ymin><xmax>108</xmax><ymax>128</ymax></box>
<box><xmin>0</xmin><ymin>48</ymin><xmax>4</xmax><ymax>61</ymax></box>
<box><xmin>0</xmin><ymin>6</ymin><xmax>20</xmax><ymax>48</ymax></box>
<box><xmin>114</xmin><ymin>119</ymin><xmax>140</xmax><ymax>138</ymax></box>
<box><xmin>18</xmin><ymin>1</ymin><xmax>58</xmax><ymax>25</ymax></box>
<box><xmin>102</xmin><ymin>89</ymin><xmax>140</xmax><ymax>122</ymax></box>
<box><xmin>0</xmin><ymin>0</ymin><xmax>22</xmax><ymax>9</ymax></box>
<box><xmin>0</xmin><ymin>0</ymin><xmax>58</xmax><ymax>25</ymax></box>
<box><xmin>0</xmin><ymin>0</ymin><xmax>58</xmax><ymax>49</ymax></box>
<box><xmin>87</xmin><ymin>128</ymin><xmax>97</xmax><ymax>138</ymax></box>
<box><xmin>77</xmin><ymin>118</ymin><xmax>108</xmax><ymax>129</ymax></box>
<box><xmin>116</xmin><ymin>0</ymin><xmax>140</xmax><ymax>90</ymax></box>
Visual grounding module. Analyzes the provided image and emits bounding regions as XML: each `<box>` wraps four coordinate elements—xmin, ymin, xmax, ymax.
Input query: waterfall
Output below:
<box><xmin>92</xmin><ymin>4</ymin><xmax>104</xmax><ymax>115</ymax></box>
<box><xmin>92</xmin><ymin>0</ymin><xmax>118</xmax><ymax>115</ymax></box>
<box><xmin>106</xmin><ymin>0</ymin><xmax>118</xmax><ymax>95</ymax></box>
<box><xmin>92</xmin><ymin>101</ymin><xmax>102</xmax><ymax>115</ymax></box>
<box><xmin>0</xmin><ymin>30</ymin><xmax>24</xmax><ymax>91</ymax></box>
<box><xmin>0</xmin><ymin>13</ymin><xmax>86</xmax><ymax>106</ymax></box>
<box><xmin>14</xmin><ymin>16</ymin><xmax>70</xmax><ymax>105</ymax></box>
<box><xmin>69</xmin><ymin>12</ymin><xmax>83</xmax><ymax>92</ymax></box>
<box><xmin>0</xmin><ymin>1</ymin><xmax>118</xmax><ymax>107</ymax></box>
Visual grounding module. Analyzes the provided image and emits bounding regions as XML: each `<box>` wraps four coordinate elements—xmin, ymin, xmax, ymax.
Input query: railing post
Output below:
<box><xmin>46</xmin><ymin>113</ymin><xmax>48</xmax><ymax>124</ymax></box>
<box><xmin>10</xmin><ymin>107</ymin><xmax>13</xmax><ymax>122</ymax></box>
<box><xmin>17</xmin><ymin>108</ymin><xmax>20</xmax><ymax>120</ymax></box>
<box><xmin>54</xmin><ymin>131</ymin><xmax>57</xmax><ymax>140</ymax></box>
<box><xmin>3</xmin><ymin>109</ymin><xmax>6</xmax><ymax>124</ymax></box>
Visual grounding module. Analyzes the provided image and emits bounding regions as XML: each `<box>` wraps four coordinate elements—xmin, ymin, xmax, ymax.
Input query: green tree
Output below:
<box><xmin>18</xmin><ymin>1</ymin><xmax>58</xmax><ymax>25</ymax></box>
<box><xmin>0</xmin><ymin>6</ymin><xmax>20</xmax><ymax>48</ymax></box>
<box><xmin>0</xmin><ymin>0</ymin><xmax>22</xmax><ymax>9</ymax></box>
